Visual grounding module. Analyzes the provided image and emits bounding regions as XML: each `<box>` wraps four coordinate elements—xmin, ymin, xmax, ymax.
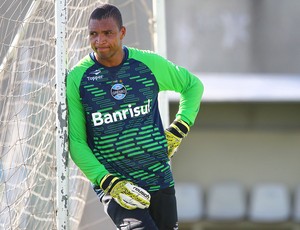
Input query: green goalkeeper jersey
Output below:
<box><xmin>67</xmin><ymin>46</ymin><xmax>204</xmax><ymax>194</ymax></box>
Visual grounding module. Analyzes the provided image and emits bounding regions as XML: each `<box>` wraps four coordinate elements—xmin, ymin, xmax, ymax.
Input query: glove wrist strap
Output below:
<box><xmin>100</xmin><ymin>174</ymin><xmax>121</xmax><ymax>193</ymax></box>
<box><xmin>167</xmin><ymin>119</ymin><xmax>190</xmax><ymax>138</ymax></box>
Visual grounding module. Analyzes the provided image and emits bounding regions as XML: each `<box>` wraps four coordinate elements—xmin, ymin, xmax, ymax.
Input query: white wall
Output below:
<box><xmin>171</xmin><ymin>102</ymin><xmax>300</xmax><ymax>192</ymax></box>
<box><xmin>173</xmin><ymin>129</ymin><xmax>300</xmax><ymax>190</ymax></box>
<box><xmin>166</xmin><ymin>0</ymin><xmax>300</xmax><ymax>74</ymax></box>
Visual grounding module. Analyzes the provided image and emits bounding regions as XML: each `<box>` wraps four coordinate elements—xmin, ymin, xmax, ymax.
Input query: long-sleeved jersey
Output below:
<box><xmin>67</xmin><ymin>46</ymin><xmax>204</xmax><ymax>194</ymax></box>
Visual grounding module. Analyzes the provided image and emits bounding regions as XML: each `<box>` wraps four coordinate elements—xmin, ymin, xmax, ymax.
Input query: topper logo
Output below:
<box><xmin>87</xmin><ymin>69</ymin><xmax>103</xmax><ymax>81</ymax></box>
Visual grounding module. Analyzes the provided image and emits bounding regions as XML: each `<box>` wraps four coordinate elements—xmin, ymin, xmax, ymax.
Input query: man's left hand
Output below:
<box><xmin>164</xmin><ymin>119</ymin><xmax>190</xmax><ymax>158</ymax></box>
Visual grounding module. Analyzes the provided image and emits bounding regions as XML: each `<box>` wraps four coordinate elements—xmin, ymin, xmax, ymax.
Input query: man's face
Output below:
<box><xmin>88</xmin><ymin>18</ymin><xmax>125</xmax><ymax>64</ymax></box>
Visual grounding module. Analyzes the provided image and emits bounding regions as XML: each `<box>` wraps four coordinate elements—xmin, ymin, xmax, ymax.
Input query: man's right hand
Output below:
<box><xmin>100</xmin><ymin>174</ymin><xmax>151</xmax><ymax>210</ymax></box>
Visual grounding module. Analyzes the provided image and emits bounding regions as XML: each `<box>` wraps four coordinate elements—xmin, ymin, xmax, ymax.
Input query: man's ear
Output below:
<box><xmin>120</xmin><ymin>26</ymin><xmax>126</xmax><ymax>39</ymax></box>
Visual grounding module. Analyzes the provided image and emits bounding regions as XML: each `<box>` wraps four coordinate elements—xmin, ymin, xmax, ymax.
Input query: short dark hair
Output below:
<box><xmin>89</xmin><ymin>4</ymin><xmax>123</xmax><ymax>30</ymax></box>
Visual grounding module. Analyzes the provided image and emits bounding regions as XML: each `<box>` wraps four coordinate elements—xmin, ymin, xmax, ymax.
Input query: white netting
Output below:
<box><xmin>0</xmin><ymin>0</ymin><xmax>153</xmax><ymax>229</ymax></box>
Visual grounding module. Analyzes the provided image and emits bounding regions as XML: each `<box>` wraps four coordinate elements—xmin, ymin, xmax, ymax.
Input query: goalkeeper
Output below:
<box><xmin>67</xmin><ymin>3</ymin><xmax>204</xmax><ymax>230</ymax></box>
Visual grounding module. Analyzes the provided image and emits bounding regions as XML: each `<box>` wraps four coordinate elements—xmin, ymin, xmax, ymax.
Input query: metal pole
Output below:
<box><xmin>152</xmin><ymin>0</ymin><xmax>170</xmax><ymax>128</ymax></box>
<box><xmin>55</xmin><ymin>0</ymin><xmax>69</xmax><ymax>229</ymax></box>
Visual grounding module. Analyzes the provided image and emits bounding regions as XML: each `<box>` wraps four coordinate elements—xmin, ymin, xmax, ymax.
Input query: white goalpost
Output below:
<box><xmin>0</xmin><ymin>0</ymin><xmax>166</xmax><ymax>229</ymax></box>
<box><xmin>55</xmin><ymin>0</ymin><xmax>69</xmax><ymax>229</ymax></box>
<box><xmin>153</xmin><ymin>0</ymin><xmax>170</xmax><ymax>128</ymax></box>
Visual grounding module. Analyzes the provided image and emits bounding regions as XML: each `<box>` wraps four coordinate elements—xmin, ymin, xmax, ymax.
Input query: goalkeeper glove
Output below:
<box><xmin>100</xmin><ymin>174</ymin><xmax>151</xmax><ymax>210</ymax></box>
<box><xmin>165</xmin><ymin>119</ymin><xmax>190</xmax><ymax>158</ymax></box>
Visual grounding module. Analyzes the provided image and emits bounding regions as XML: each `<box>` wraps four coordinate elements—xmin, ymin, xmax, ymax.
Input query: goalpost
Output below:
<box><xmin>0</xmin><ymin>0</ymin><xmax>167</xmax><ymax>229</ymax></box>
<box><xmin>55</xmin><ymin>0</ymin><xmax>69</xmax><ymax>229</ymax></box>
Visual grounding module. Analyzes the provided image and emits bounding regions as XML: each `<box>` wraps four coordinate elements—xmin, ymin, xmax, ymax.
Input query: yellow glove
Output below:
<box><xmin>100</xmin><ymin>174</ymin><xmax>151</xmax><ymax>210</ymax></box>
<box><xmin>165</xmin><ymin>119</ymin><xmax>190</xmax><ymax>158</ymax></box>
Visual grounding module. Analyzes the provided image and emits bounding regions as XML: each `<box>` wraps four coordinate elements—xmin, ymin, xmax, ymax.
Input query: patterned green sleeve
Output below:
<box><xmin>66</xmin><ymin>57</ymin><xmax>109</xmax><ymax>185</ymax></box>
<box><xmin>129</xmin><ymin>48</ymin><xmax>204</xmax><ymax>126</ymax></box>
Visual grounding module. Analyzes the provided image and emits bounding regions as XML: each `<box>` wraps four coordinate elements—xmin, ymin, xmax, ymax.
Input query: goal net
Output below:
<box><xmin>0</xmin><ymin>0</ymin><xmax>154</xmax><ymax>229</ymax></box>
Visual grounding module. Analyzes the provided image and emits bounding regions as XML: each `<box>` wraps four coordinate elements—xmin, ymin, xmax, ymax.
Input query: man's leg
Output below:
<box><xmin>102</xmin><ymin>195</ymin><xmax>159</xmax><ymax>230</ymax></box>
<box><xmin>149</xmin><ymin>187</ymin><xmax>178</xmax><ymax>230</ymax></box>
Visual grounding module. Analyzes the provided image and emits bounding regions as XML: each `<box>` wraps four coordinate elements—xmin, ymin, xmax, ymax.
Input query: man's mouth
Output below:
<box><xmin>96</xmin><ymin>47</ymin><xmax>109</xmax><ymax>52</ymax></box>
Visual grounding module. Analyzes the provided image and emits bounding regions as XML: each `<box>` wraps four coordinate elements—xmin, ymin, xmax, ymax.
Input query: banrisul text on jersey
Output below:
<box><xmin>92</xmin><ymin>99</ymin><xmax>151</xmax><ymax>126</ymax></box>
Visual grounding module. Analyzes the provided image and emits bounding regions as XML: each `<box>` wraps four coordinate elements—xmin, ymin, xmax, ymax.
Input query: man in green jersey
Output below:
<box><xmin>67</xmin><ymin>3</ymin><xmax>204</xmax><ymax>230</ymax></box>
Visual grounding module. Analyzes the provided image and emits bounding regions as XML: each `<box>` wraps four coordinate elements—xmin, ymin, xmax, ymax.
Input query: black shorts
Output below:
<box><xmin>100</xmin><ymin>186</ymin><xmax>178</xmax><ymax>230</ymax></box>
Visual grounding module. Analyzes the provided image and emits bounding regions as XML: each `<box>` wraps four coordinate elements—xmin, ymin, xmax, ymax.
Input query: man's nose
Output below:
<box><xmin>95</xmin><ymin>34</ymin><xmax>106</xmax><ymax>44</ymax></box>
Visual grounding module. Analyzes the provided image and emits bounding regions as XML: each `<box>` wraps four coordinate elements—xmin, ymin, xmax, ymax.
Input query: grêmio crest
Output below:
<box><xmin>111</xmin><ymin>83</ymin><xmax>127</xmax><ymax>100</ymax></box>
